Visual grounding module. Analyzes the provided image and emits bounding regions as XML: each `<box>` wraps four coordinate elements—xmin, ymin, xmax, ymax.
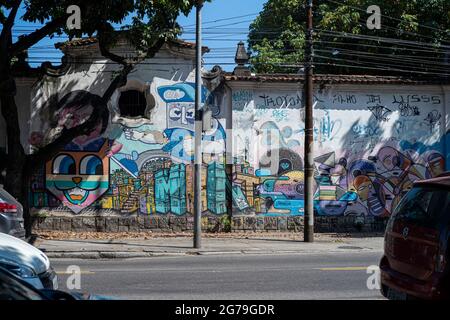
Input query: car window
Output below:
<box><xmin>393</xmin><ymin>187</ymin><xmax>450</xmax><ymax>228</ymax></box>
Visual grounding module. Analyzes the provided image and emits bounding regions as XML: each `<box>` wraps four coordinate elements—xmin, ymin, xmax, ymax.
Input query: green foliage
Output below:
<box><xmin>248</xmin><ymin>0</ymin><xmax>450</xmax><ymax>75</ymax></box>
<box><xmin>1</xmin><ymin>1</ymin><xmax>211</xmax><ymax>56</ymax></box>
<box><xmin>249</xmin><ymin>0</ymin><xmax>306</xmax><ymax>73</ymax></box>
<box><xmin>219</xmin><ymin>215</ymin><xmax>231</xmax><ymax>232</ymax></box>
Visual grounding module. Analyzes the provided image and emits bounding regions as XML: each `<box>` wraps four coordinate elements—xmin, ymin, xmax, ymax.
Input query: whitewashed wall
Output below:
<box><xmin>27</xmin><ymin>42</ymin><xmax>229</xmax><ymax>216</ymax></box>
<box><xmin>229</xmin><ymin>83</ymin><xmax>448</xmax><ymax>217</ymax></box>
<box><xmin>0</xmin><ymin>77</ymin><xmax>36</xmax><ymax>154</ymax></box>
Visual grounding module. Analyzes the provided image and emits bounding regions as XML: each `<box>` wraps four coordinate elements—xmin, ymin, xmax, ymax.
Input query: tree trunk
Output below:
<box><xmin>20</xmin><ymin>164</ymin><xmax>32</xmax><ymax>237</ymax></box>
<box><xmin>0</xmin><ymin>91</ymin><xmax>30</xmax><ymax>236</ymax></box>
<box><xmin>0</xmin><ymin>38</ymin><xmax>153</xmax><ymax>238</ymax></box>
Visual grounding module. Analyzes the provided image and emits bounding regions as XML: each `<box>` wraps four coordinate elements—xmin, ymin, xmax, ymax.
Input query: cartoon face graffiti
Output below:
<box><xmin>425</xmin><ymin>151</ymin><xmax>445</xmax><ymax>177</ymax></box>
<box><xmin>168</xmin><ymin>102</ymin><xmax>195</xmax><ymax>130</ymax></box>
<box><xmin>350</xmin><ymin>175</ymin><xmax>388</xmax><ymax>217</ymax></box>
<box><xmin>45</xmin><ymin>140</ymin><xmax>110</xmax><ymax>213</ymax></box>
<box><xmin>158</xmin><ymin>82</ymin><xmax>226</xmax><ymax>163</ymax></box>
<box><xmin>158</xmin><ymin>83</ymin><xmax>199</xmax><ymax>131</ymax></box>
<box><xmin>377</xmin><ymin>146</ymin><xmax>411</xmax><ymax>172</ymax></box>
<box><xmin>351</xmin><ymin>176</ymin><xmax>372</xmax><ymax>202</ymax></box>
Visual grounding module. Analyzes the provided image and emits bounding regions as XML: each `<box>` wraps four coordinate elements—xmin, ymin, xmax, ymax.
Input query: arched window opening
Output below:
<box><xmin>118</xmin><ymin>90</ymin><xmax>148</xmax><ymax>118</ymax></box>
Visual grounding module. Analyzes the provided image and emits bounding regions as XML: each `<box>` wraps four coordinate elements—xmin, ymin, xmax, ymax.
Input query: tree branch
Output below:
<box><xmin>102</xmin><ymin>64</ymin><xmax>133</xmax><ymax>102</ymax></box>
<box><xmin>98</xmin><ymin>35</ymin><xmax>166</xmax><ymax>101</ymax></box>
<box><xmin>0</xmin><ymin>10</ymin><xmax>6</xmax><ymax>25</ymax></box>
<box><xmin>0</xmin><ymin>0</ymin><xmax>21</xmax><ymax>49</ymax></box>
<box><xmin>27</xmin><ymin>61</ymin><xmax>134</xmax><ymax>169</ymax></box>
<box><xmin>27</xmin><ymin>98</ymin><xmax>108</xmax><ymax>170</ymax></box>
<box><xmin>10</xmin><ymin>15</ymin><xmax>68</xmax><ymax>54</ymax></box>
<box><xmin>28</xmin><ymin>33</ymin><xmax>167</xmax><ymax>170</ymax></box>
<box><xmin>146</xmin><ymin>38</ymin><xmax>166</xmax><ymax>59</ymax></box>
<box><xmin>97</xmin><ymin>23</ymin><xmax>128</xmax><ymax>66</ymax></box>
<box><xmin>98</xmin><ymin>37</ymin><xmax>127</xmax><ymax>67</ymax></box>
<box><xmin>2</xmin><ymin>0</ymin><xmax>21</xmax><ymax>31</ymax></box>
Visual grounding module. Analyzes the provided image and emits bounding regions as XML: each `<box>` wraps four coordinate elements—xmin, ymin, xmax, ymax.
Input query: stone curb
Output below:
<box><xmin>44</xmin><ymin>248</ymin><xmax>383</xmax><ymax>259</ymax></box>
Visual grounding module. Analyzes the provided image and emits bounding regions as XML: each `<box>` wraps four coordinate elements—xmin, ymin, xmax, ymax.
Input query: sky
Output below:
<box><xmin>177</xmin><ymin>0</ymin><xmax>266</xmax><ymax>70</ymax></box>
<box><xmin>7</xmin><ymin>0</ymin><xmax>266</xmax><ymax>71</ymax></box>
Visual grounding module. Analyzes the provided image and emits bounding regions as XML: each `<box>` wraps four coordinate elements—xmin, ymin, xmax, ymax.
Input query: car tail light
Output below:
<box><xmin>0</xmin><ymin>203</ymin><xmax>17</xmax><ymax>213</ymax></box>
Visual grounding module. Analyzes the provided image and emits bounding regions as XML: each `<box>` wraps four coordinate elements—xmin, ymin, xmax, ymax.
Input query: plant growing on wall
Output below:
<box><xmin>0</xmin><ymin>0</ymin><xmax>211</xmax><ymax>237</ymax></box>
<box><xmin>219</xmin><ymin>215</ymin><xmax>231</xmax><ymax>232</ymax></box>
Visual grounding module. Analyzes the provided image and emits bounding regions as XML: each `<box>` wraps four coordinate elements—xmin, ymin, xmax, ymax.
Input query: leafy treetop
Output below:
<box><xmin>248</xmin><ymin>0</ymin><xmax>450</xmax><ymax>75</ymax></box>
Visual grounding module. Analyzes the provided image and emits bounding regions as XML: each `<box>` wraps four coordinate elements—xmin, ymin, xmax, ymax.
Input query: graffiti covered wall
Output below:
<box><xmin>30</xmin><ymin>75</ymin><xmax>228</xmax><ymax>216</ymax></box>
<box><xmin>231</xmin><ymin>88</ymin><xmax>448</xmax><ymax>218</ymax></box>
<box><xmin>30</xmin><ymin>82</ymin><xmax>449</xmax><ymax>220</ymax></box>
<box><xmin>27</xmin><ymin>40</ymin><xmax>449</xmax><ymax>223</ymax></box>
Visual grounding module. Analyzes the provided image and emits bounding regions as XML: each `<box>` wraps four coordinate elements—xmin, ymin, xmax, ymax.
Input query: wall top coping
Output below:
<box><xmin>222</xmin><ymin>73</ymin><xmax>450</xmax><ymax>86</ymax></box>
<box><xmin>54</xmin><ymin>37</ymin><xmax>210</xmax><ymax>54</ymax></box>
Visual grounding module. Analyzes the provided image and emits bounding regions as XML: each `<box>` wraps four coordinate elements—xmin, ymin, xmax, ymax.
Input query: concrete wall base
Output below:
<box><xmin>31</xmin><ymin>214</ymin><xmax>388</xmax><ymax>233</ymax></box>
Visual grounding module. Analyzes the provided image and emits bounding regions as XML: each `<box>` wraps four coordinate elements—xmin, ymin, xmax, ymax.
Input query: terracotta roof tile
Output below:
<box><xmin>55</xmin><ymin>37</ymin><xmax>209</xmax><ymax>52</ymax></box>
<box><xmin>55</xmin><ymin>37</ymin><xmax>98</xmax><ymax>49</ymax></box>
<box><xmin>222</xmin><ymin>73</ymin><xmax>447</xmax><ymax>85</ymax></box>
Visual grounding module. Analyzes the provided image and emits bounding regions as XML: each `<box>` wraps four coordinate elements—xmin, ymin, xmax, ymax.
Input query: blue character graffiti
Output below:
<box><xmin>107</xmin><ymin>126</ymin><xmax>169</xmax><ymax>178</ymax></box>
<box><xmin>157</xmin><ymin>83</ymin><xmax>226</xmax><ymax>163</ymax></box>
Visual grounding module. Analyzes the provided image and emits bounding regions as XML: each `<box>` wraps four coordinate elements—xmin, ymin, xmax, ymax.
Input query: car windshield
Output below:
<box><xmin>0</xmin><ymin>268</ymin><xmax>44</xmax><ymax>300</ymax></box>
<box><xmin>393</xmin><ymin>186</ymin><xmax>450</xmax><ymax>229</ymax></box>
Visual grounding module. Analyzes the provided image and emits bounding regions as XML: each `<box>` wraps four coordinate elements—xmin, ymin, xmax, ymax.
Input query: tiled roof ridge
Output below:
<box><xmin>55</xmin><ymin>37</ymin><xmax>209</xmax><ymax>52</ymax></box>
<box><xmin>222</xmin><ymin>72</ymin><xmax>447</xmax><ymax>84</ymax></box>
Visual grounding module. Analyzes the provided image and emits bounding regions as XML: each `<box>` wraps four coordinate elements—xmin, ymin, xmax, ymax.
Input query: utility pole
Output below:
<box><xmin>304</xmin><ymin>0</ymin><xmax>314</xmax><ymax>243</ymax></box>
<box><xmin>193</xmin><ymin>0</ymin><xmax>204</xmax><ymax>249</ymax></box>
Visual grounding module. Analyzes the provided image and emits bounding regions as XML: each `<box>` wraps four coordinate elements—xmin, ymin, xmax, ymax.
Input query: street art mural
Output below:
<box><xmin>30</xmin><ymin>78</ymin><xmax>227</xmax><ymax>216</ymax></box>
<box><xmin>231</xmin><ymin>90</ymin><xmax>447</xmax><ymax>217</ymax></box>
<box><xmin>45</xmin><ymin>139</ymin><xmax>111</xmax><ymax>213</ymax></box>
<box><xmin>31</xmin><ymin>91</ymin><xmax>112</xmax><ymax>213</ymax></box>
<box><xmin>157</xmin><ymin>83</ymin><xmax>226</xmax><ymax>163</ymax></box>
<box><xmin>29</xmin><ymin>80</ymin><xmax>448</xmax><ymax>219</ymax></box>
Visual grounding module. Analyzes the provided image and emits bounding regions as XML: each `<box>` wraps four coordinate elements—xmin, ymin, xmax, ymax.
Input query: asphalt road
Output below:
<box><xmin>51</xmin><ymin>252</ymin><xmax>385</xmax><ymax>300</ymax></box>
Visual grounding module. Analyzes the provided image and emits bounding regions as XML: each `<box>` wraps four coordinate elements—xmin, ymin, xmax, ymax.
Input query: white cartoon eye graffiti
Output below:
<box><xmin>53</xmin><ymin>154</ymin><xmax>76</xmax><ymax>175</ymax></box>
<box><xmin>169</xmin><ymin>106</ymin><xmax>182</xmax><ymax>121</ymax></box>
<box><xmin>80</xmin><ymin>155</ymin><xmax>103</xmax><ymax>175</ymax></box>
<box><xmin>185</xmin><ymin>107</ymin><xmax>195</xmax><ymax>122</ymax></box>
<box><xmin>358</xmin><ymin>185</ymin><xmax>368</xmax><ymax>192</ymax></box>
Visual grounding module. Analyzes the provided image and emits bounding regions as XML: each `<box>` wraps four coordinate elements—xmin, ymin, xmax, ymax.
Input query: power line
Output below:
<box><xmin>324</xmin><ymin>0</ymin><xmax>450</xmax><ymax>36</ymax></box>
<box><xmin>314</xmin><ymin>40</ymin><xmax>449</xmax><ymax>55</ymax></box>
<box><xmin>314</xmin><ymin>55</ymin><xmax>450</xmax><ymax>75</ymax></box>
<box><xmin>315</xmin><ymin>61</ymin><xmax>450</xmax><ymax>77</ymax></box>
<box><xmin>315</xmin><ymin>49</ymin><xmax>448</xmax><ymax>67</ymax></box>
<box><xmin>316</xmin><ymin>29</ymin><xmax>450</xmax><ymax>51</ymax></box>
<box><xmin>181</xmin><ymin>12</ymin><xmax>259</xmax><ymax>28</ymax></box>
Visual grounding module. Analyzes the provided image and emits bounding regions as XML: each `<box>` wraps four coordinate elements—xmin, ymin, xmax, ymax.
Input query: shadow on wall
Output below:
<box><xmin>28</xmin><ymin>61</ymin><xmax>121</xmax><ymax>212</ymax></box>
<box><xmin>27</xmin><ymin>73</ymin><xmax>449</xmax><ymax>222</ymax></box>
<box><xmin>28</xmin><ymin>67</ymin><xmax>228</xmax><ymax>218</ymax></box>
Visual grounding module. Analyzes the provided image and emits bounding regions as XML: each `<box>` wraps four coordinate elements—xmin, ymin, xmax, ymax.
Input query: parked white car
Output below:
<box><xmin>0</xmin><ymin>233</ymin><xmax>58</xmax><ymax>290</ymax></box>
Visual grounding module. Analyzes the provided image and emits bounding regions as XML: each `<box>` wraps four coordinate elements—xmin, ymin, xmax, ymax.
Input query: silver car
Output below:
<box><xmin>0</xmin><ymin>185</ymin><xmax>25</xmax><ymax>239</ymax></box>
<box><xmin>0</xmin><ymin>232</ymin><xmax>58</xmax><ymax>290</ymax></box>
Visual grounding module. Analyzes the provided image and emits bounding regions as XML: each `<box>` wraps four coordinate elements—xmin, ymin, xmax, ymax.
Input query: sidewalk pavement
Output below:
<box><xmin>35</xmin><ymin>232</ymin><xmax>385</xmax><ymax>259</ymax></box>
